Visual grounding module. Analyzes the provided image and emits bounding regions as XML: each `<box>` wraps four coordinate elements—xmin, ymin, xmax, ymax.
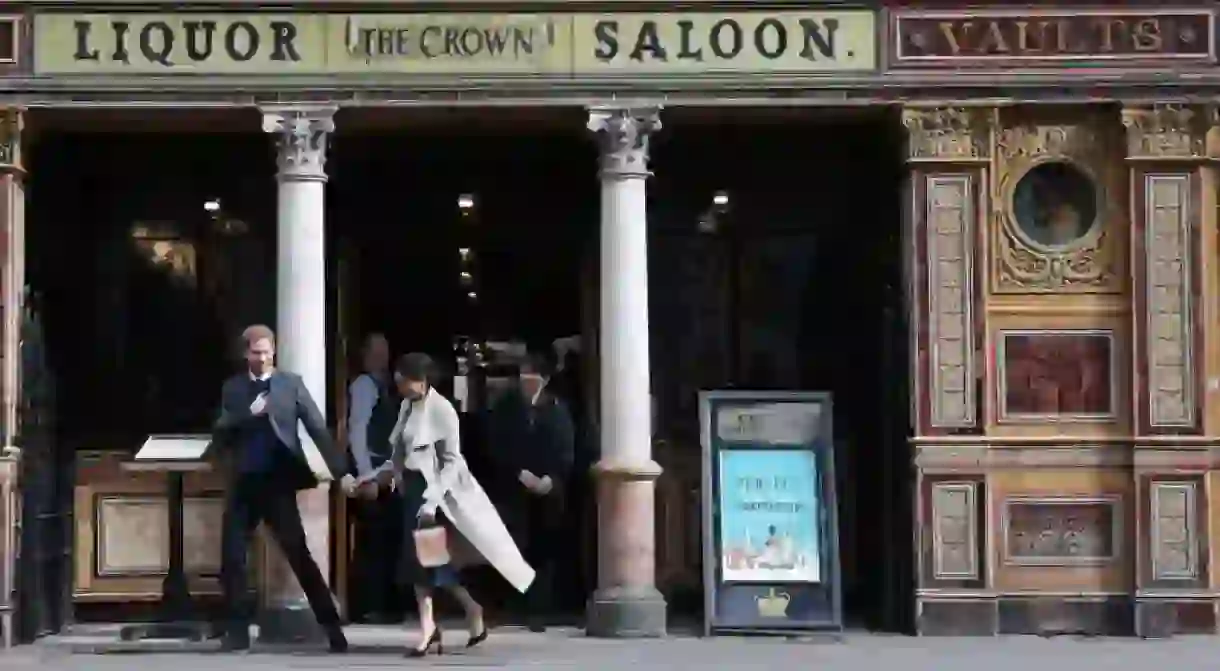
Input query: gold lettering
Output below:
<box><xmin>977</xmin><ymin>21</ymin><xmax>1009</xmax><ymax>54</ymax></box>
<box><xmin>1132</xmin><ymin>18</ymin><xmax>1162</xmax><ymax>51</ymax></box>
<box><xmin>1014</xmin><ymin>21</ymin><xmax>1044</xmax><ymax>53</ymax></box>
<box><xmin>938</xmin><ymin>21</ymin><xmax>968</xmax><ymax>55</ymax></box>
<box><xmin>1095</xmin><ymin>19</ymin><xmax>1123</xmax><ymax>52</ymax></box>
<box><xmin>1054</xmin><ymin>19</ymin><xmax>1070</xmax><ymax>52</ymax></box>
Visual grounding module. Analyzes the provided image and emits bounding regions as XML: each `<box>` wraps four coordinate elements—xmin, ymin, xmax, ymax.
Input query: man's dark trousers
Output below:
<box><xmin>220</xmin><ymin>469</ymin><xmax>341</xmax><ymax>637</ymax></box>
<box><xmin>516</xmin><ymin>487</ymin><xmax>566</xmax><ymax>623</ymax></box>
<box><xmin>348</xmin><ymin>457</ymin><xmax>403</xmax><ymax>622</ymax></box>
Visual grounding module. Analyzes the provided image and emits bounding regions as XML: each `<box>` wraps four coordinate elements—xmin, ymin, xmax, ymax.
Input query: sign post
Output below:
<box><xmin>119</xmin><ymin>434</ymin><xmax>214</xmax><ymax>643</ymax></box>
<box><xmin>700</xmin><ymin>390</ymin><xmax>841</xmax><ymax>636</ymax></box>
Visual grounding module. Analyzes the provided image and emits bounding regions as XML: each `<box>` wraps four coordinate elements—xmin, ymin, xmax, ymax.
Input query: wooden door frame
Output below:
<box><xmin>330</xmin><ymin>242</ymin><xmax>357</xmax><ymax>621</ymax></box>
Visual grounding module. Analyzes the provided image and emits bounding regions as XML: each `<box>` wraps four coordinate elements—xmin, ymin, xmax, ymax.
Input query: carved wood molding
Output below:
<box><xmin>922</xmin><ymin>174</ymin><xmax>978</xmax><ymax>429</ymax></box>
<box><xmin>1137</xmin><ymin>173</ymin><xmax>1197</xmax><ymax>431</ymax></box>
<box><xmin>991</xmin><ymin>108</ymin><xmax>1124</xmax><ymax>294</ymax></box>
<box><xmin>0</xmin><ymin>108</ymin><xmax>21</xmax><ymax>173</ymax></box>
<box><xmin>1121</xmin><ymin>104</ymin><xmax>1218</xmax><ymax>161</ymax></box>
<box><xmin>902</xmin><ymin>106</ymin><xmax>992</xmax><ymax>161</ymax></box>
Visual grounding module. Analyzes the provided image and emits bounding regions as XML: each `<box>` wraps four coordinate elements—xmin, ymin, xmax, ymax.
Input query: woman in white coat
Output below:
<box><xmin>367</xmin><ymin>352</ymin><xmax>534</xmax><ymax>657</ymax></box>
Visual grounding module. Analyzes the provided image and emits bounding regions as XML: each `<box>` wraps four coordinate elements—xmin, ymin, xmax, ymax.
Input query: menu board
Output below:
<box><xmin>700</xmin><ymin>391</ymin><xmax>842</xmax><ymax>635</ymax></box>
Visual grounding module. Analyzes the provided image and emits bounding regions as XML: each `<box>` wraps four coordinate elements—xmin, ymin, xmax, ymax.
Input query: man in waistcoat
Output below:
<box><xmin>346</xmin><ymin>333</ymin><xmax>405</xmax><ymax>623</ymax></box>
<box><xmin>213</xmin><ymin>324</ymin><xmax>354</xmax><ymax>653</ymax></box>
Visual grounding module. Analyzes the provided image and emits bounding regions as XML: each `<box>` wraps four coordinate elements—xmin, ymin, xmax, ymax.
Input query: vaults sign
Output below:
<box><xmin>34</xmin><ymin>12</ymin><xmax>876</xmax><ymax>75</ymax></box>
<box><xmin>892</xmin><ymin>8</ymin><xmax>1214</xmax><ymax>67</ymax></box>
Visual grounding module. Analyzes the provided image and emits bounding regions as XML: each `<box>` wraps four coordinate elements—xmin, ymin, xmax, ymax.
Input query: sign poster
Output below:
<box><xmin>701</xmin><ymin>391</ymin><xmax>841</xmax><ymax>636</ymax></box>
<box><xmin>719</xmin><ymin>449</ymin><xmax>821</xmax><ymax>583</ymax></box>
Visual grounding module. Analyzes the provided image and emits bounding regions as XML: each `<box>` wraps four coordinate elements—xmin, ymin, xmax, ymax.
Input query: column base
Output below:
<box><xmin>257</xmin><ymin>600</ymin><xmax>325</xmax><ymax>644</ymax></box>
<box><xmin>586</xmin><ymin>585</ymin><xmax>667</xmax><ymax>638</ymax></box>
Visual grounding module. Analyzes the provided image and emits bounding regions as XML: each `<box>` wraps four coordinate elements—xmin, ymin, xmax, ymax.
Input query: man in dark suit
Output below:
<box><xmin>212</xmin><ymin>324</ymin><xmax>353</xmax><ymax>653</ymax></box>
<box><xmin>488</xmin><ymin>353</ymin><xmax>574</xmax><ymax>631</ymax></box>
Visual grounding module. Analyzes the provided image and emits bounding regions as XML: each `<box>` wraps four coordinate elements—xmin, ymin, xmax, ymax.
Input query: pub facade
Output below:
<box><xmin>1</xmin><ymin>1</ymin><xmax>1220</xmax><ymax>646</ymax></box>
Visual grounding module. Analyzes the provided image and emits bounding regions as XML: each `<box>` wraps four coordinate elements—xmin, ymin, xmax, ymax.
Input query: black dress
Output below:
<box><xmin>396</xmin><ymin>452</ymin><xmax>460</xmax><ymax>589</ymax></box>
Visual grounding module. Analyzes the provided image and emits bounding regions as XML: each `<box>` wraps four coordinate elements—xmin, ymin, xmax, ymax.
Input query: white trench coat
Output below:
<box><xmin>385</xmin><ymin>387</ymin><xmax>536</xmax><ymax>594</ymax></box>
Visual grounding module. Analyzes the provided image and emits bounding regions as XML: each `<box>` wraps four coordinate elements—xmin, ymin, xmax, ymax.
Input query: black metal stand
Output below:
<box><xmin>119</xmin><ymin>471</ymin><xmax>210</xmax><ymax>642</ymax></box>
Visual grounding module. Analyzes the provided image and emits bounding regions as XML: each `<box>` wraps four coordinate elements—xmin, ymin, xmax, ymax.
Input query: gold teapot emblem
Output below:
<box><xmin>755</xmin><ymin>587</ymin><xmax>792</xmax><ymax>618</ymax></box>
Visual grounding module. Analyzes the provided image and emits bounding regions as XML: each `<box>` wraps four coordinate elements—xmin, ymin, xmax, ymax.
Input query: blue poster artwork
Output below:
<box><xmin>718</xmin><ymin>449</ymin><xmax>821</xmax><ymax>583</ymax></box>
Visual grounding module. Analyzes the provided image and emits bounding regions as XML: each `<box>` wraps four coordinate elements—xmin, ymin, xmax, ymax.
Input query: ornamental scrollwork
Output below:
<box><xmin>992</xmin><ymin>110</ymin><xmax>1123</xmax><ymax>294</ymax></box>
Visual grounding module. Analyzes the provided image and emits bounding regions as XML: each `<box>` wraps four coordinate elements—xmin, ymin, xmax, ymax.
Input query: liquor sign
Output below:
<box><xmin>700</xmin><ymin>390</ymin><xmax>842</xmax><ymax>636</ymax></box>
<box><xmin>33</xmin><ymin>11</ymin><xmax>876</xmax><ymax>76</ymax></box>
<box><xmin>891</xmin><ymin>8</ymin><xmax>1215</xmax><ymax>68</ymax></box>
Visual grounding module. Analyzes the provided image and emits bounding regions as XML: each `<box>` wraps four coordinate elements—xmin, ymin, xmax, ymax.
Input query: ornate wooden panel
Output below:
<box><xmin>72</xmin><ymin>450</ymin><xmax>235</xmax><ymax>602</ymax></box>
<box><xmin>919</xmin><ymin>474</ymin><xmax>985</xmax><ymax>590</ymax></box>
<box><xmin>93</xmin><ymin>496</ymin><xmax>223</xmax><ymax>577</ymax></box>
<box><xmin>1139</xmin><ymin>476</ymin><xmax>1207</xmax><ymax>589</ymax></box>
<box><xmin>991</xmin><ymin>108</ymin><xmax>1126</xmax><ymax>295</ymax></box>
<box><xmin>989</xmin><ymin>470</ymin><xmax>1133</xmax><ymax>597</ymax></box>
<box><xmin>903</xmin><ymin>106</ymin><xmax>989</xmax><ymax>435</ymax></box>
<box><xmin>923</xmin><ymin>176</ymin><xmax>977</xmax><ymax>429</ymax></box>
<box><xmin>1122</xmin><ymin>104</ymin><xmax>1211</xmax><ymax>435</ymax></box>
<box><xmin>985</xmin><ymin>313</ymin><xmax>1130</xmax><ymax>437</ymax></box>
<box><xmin>996</xmin><ymin>329</ymin><xmax>1116</xmax><ymax>423</ymax></box>
<box><xmin>1135</xmin><ymin>174</ymin><xmax>1198</xmax><ymax>431</ymax></box>
<box><xmin>1003</xmin><ymin>496</ymin><xmax>1120</xmax><ymax>566</ymax></box>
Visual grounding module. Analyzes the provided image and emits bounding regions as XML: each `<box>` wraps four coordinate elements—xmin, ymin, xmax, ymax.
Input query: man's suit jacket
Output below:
<box><xmin>487</xmin><ymin>387</ymin><xmax>575</xmax><ymax>493</ymax></box>
<box><xmin>211</xmin><ymin>370</ymin><xmax>346</xmax><ymax>491</ymax></box>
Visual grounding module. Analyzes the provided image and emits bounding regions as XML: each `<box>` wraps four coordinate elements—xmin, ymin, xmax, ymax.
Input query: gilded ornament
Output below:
<box><xmin>992</xmin><ymin>113</ymin><xmax>1121</xmax><ymax>294</ymax></box>
<box><xmin>901</xmin><ymin>106</ymin><xmax>990</xmax><ymax>161</ymax></box>
<box><xmin>1121</xmin><ymin>103</ymin><xmax>1214</xmax><ymax>159</ymax></box>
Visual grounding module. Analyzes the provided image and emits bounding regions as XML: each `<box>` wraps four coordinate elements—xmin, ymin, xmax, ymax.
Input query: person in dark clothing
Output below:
<box><xmin>546</xmin><ymin>348</ymin><xmax>598</xmax><ymax>613</ymax></box>
<box><xmin>212</xmin><ymin>324</ymin><xmax>354</xmax><ymax>653</ymax></box>
<box><xmin>487</xmin><ymin>353</ymin><xmax>575</xmax><ymax>631</ymax></box>
<box><xmin>346</xmin><ymin>333</ymin><xmax>404</xmax><ymax>623</ymax></box>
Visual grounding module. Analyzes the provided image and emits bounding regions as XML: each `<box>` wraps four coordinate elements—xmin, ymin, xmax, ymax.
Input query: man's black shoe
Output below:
<box><xmin>527</xmin><ymin>622</ymin><xmax>547</xmax><ymax>633</ymax></box>
<box><xmin>326</xmin><ymin>624</ymin><xmax>349</xmax><ymax>653</ymax></box>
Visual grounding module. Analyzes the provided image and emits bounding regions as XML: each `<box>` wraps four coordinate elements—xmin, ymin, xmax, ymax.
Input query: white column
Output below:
<box><xmin>258</xmin><ymin>105</ymin><xmax>335</xmax><ymax>642</ymax></box>
<box><xmin>585</xmin><ymin>107</ymin><xmax>667</xmax><ymax>638</ymax></box>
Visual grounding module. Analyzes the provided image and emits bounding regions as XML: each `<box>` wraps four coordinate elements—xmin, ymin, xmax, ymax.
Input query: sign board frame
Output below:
<box><xmin>125</xmin><ymin>433</ymin><xmax>213</xmax><ymax>472</ymax></box>
<box><xmin>700</xmin><ymin>390</ymin><xmax>842</xmax><ymax>636</ymax></box>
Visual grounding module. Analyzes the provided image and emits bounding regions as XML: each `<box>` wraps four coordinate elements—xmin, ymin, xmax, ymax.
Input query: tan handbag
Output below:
<box><xmin>414</xmin><ymin>523</ymin><xmax>451</xmax><ymax>568</ymax></box>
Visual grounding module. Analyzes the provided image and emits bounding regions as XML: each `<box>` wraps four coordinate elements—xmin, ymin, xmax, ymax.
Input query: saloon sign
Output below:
<box><xmin>34</xmin><ymin>11</ymin><xmax>876</xmax><ymax>75</ymax></box>
<box><xmin>891</xmin><ymin>8</ymin><xmax>1214</xmax><ymax>66</ymax></box>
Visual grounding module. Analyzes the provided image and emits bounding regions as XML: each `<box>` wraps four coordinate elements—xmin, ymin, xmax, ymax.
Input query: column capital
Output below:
<box><xmin>261</xmin><ymin>105</ymin><xmax>337</xmax><ymax>182</ymax></box>
<box><xmin>901</xmin><ymin>105</ymin><xmax>992</xmax><ymax>161</ymax></box>
<box><xmin>587</xmin><ymin>107</ymin><xmax>662</xmax><ymax>179</ymax></box>
<box><xmin>1121</xmin><ymin>103</ymin><xmax>1219</xmax><ymax>160</ymax></box>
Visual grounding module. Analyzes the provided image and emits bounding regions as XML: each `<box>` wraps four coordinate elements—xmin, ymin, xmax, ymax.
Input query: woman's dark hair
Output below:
<box><xmin>395</xmin><ymin>352</ymin><xmax>436</xmax><ymax>383</ymax></box>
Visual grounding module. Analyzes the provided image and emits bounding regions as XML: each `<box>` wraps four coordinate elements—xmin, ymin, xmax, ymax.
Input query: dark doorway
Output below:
<box><xmin>25</xmin><ymin>130</ymin><xmax>274</xmax><ymax>624</ymax></box>
<box><xmin>647</xmin><ymin>109</ymin><xmax>914</xmax><ymax>632</ymax></box>
<box><xmin>330</xmin><ymin>116</ymin><xmax>600</xmax><ymax>624</ymax></box>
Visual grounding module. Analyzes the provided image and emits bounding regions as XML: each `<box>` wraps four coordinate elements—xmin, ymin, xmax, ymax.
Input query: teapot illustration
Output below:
<box><xmin>755</xmin><ymin>587</ymin><xmax>792</xmax><ymax>618</ymax></box>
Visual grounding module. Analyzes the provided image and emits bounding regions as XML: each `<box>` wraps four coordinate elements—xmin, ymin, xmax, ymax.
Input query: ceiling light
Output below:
<box><xmin>458</xmin><ymin>194</ymin><xmax>475</xmax><ymax>210</ymax></box>
<box><xmin>204</xmin><ymin>199</ymin><xmax>221</xmax><ymax>212</ymax></box>
<box><xmin>712</xmin><ymin>191</ymin><xmax>729</xmax><ymax>207</ymax></box>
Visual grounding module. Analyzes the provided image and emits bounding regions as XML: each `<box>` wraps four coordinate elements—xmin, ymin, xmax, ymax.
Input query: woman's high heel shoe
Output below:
<box><xmin>407</xmin><ymin>627</ymin><xmax>443</xmax><ymax>657</ymax></box>
<box><xmin>466</xmin><ymin>625</ymin><xmax>488</xmax><ymax>649</ymax></box>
